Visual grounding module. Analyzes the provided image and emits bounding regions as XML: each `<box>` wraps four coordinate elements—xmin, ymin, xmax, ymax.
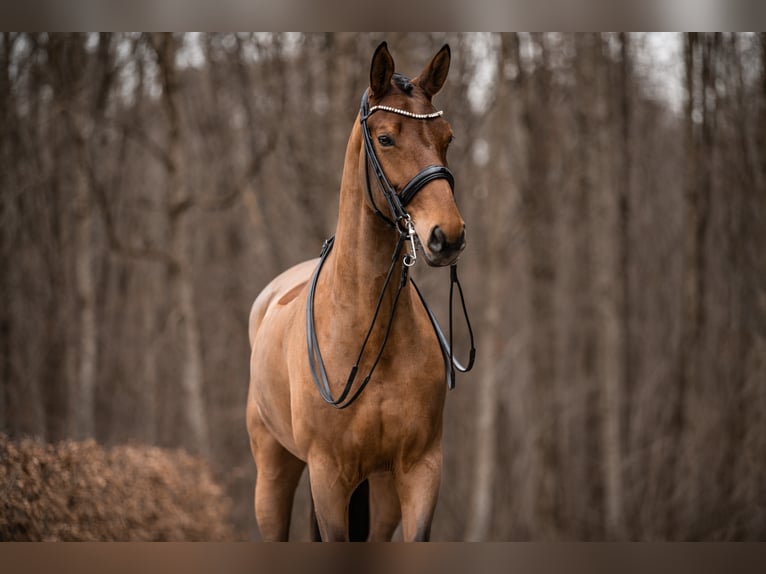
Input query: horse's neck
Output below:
<box><xmin>327</xmin><ymin>128</ymin><xmax>411</xmax><ymax>317</ymax></box>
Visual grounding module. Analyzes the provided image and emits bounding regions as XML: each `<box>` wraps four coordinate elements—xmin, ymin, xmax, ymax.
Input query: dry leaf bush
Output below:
<box><xmin>0</xmin><ymin>434</ymin><xmax>235</xmax><ymax>541</ymax></box>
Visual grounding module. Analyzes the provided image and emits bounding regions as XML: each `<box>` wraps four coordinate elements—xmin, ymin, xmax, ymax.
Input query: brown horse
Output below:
<box><xmin>246</xmin><ymin>42</ymin><xmax>470</xmax><ymax>542</ymax></box>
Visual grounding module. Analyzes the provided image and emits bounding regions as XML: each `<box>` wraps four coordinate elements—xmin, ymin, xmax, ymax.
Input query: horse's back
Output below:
<box><xmin>248</xmin><ymin>258</ymin><xmax>319</xmax><ymax>347</ymax></box>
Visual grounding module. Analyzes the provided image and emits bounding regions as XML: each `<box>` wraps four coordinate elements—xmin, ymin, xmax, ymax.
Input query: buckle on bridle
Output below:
<box><xmin>401</xmin><ymin>215</ymin><xmax>417</xmax><ymax>268</ymax></box>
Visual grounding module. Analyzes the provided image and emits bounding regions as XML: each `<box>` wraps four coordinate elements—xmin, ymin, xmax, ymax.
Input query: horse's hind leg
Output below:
<box><xmin>368</xmin><ymin>472</ymin><xmax>401</xmax><ymax>541</ymax></box>
<box><xmin>348</xmin><ymin>479</ymin><xmax>370</xmax><ymax>541</ymax></box>
<box><xmin>249</xmin><ymin>422</ymin><xmax>305</xmax><ymax>541</ymax></box>
<box><xmin>310</xmin><ymin>479</ymin><xmax>372</xmax><ymax>541</ymax></box>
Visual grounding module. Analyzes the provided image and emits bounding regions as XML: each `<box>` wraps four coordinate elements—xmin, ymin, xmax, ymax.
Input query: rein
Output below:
<box><xmin>306</xmin><ymin>90</ymin><xmax>475</xmax><ymax>409</ymax></box>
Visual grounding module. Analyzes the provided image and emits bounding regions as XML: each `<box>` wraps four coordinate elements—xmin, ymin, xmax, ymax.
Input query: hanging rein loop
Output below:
<box><xmin>306</xmin><ymin>89</ymin><xmax>476</xmax><ymax>408</ymax></box>
<box><xmin>411</xmin><ymin>264</ymin><xmax>476</xmax><ymax>389</ymax></box>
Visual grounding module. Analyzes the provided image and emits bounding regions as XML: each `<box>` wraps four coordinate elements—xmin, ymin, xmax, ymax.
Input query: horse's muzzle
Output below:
<box><xmin>424</xmin><ymin>225</ymin><xmax>466</xmax><ymax>266</ymax></box>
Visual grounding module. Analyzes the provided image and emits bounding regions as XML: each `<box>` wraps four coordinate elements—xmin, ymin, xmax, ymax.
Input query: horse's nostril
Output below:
<box><xmin>428</xmin><ymin>226</ymin><xmax>447</xmax><ymax>253</ymax></box>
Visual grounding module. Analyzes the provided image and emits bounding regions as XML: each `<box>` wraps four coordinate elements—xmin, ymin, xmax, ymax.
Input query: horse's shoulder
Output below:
<box><xmin>249</xmin><ymin>258</ymin><xmax>319</xmax><ymax>345</ymax></box>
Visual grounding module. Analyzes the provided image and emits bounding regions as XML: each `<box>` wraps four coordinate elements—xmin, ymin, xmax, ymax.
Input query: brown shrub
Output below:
<box><xmin>0</xmin><ymin>434</ymin><xmax>236</xmax><ymax>541</ymax></box>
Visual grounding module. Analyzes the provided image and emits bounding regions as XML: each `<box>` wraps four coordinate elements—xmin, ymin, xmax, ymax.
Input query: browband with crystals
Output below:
<box><xmin>367</xmin><ymin>105</ymin><xmax>444</xmax><ymax>120</ymax></box>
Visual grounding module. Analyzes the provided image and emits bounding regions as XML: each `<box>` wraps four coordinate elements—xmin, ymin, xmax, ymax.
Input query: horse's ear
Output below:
<box><xmin>415</xmin><ymin>44</ymin><xmax>451</xmax><ymax>99</ymax></box>
<box><xmin>370</xmin><ymin>41</ymin><xmax>395</xmax><ymax>99</ymax></box>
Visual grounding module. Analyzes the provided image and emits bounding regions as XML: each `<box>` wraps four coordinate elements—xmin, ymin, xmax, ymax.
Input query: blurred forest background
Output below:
<box><xmin>1</xmin><ymin>32</ymin><xmax>765</xmax><ymax>541</ymax></box>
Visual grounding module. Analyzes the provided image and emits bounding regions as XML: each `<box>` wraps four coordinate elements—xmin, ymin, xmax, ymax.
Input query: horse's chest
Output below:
<box><xmin>294</xmin><ymin>301</ymin><xmax>447</xmax><ymax>465</ymax></box>
<box><xmin>335</xmin><ymin>375</ymin><xmax>445</xmax><ymax>466</ymax></box>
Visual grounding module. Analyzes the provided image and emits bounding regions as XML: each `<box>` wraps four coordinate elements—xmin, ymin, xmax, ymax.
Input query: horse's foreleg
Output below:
<box><xmin>395</xmin><ymin>449</ymin><xmax>442</xmax><ymax>542</ymax></box>
<box><xmin>249</xmin><ymin>425</ymin><xmax>305</xmax><ymax>541</ymax></box>
<box><xmin>307</xmin><ymin>457</ymin><xmax>354</xmax><ymax>541</ymax></box>
<box><xmin>368</xmin><ymin>472</ymin><xmax>401</xmax><ymax>541</ymax></box>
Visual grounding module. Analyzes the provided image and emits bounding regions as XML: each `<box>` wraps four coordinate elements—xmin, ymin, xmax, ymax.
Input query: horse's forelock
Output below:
<box><xmin>391</xmin><ymin>73</ymin><xmax>414</xmax><ymax>95</ymax></box>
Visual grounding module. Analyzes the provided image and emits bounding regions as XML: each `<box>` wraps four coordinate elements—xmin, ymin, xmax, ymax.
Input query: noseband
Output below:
<box><xmin>306</xmin><ymin>89</ymin><xmax>475</xmax><ymax>409</ymax></box>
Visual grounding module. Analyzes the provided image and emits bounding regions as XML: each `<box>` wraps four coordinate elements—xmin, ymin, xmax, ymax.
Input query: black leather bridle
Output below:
<box><xmin>358</xmin><ymin>89</ymin><xmax>456</xmax><ymax>231</ymax></box>
<box><xmin>306</xmin><ymin>89</ymin><xmax>475</xmax><ymax>409</ymax></box>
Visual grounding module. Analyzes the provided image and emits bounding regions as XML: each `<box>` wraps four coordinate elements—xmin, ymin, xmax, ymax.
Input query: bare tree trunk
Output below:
<box><xmin>748</xmin><ymin>33</ymin><xmax>766</xmax><ymax>536</ymax></box>
<box><xmin>233</xmin><ymin>34</ymin><xmax>283</xmax><ymax>275</ymax></box>
<box><xmin>668</xmin><ymin>31</ymin><xmax>697</xmax><ymax>539</ymax></box>
<box><xmin>38</xmin><ymin>33</ymin><xmax>98</xmax><ymax>441</ymax></box>
<box><xmin>129</xmin><ymin>34</ymin><xmax>160</xmax><ymax>445</ymax></box>
<box><xmin>599</xmin><ymin>32</ymin><xmax>631</xmax><ymax>539</ymax></box>
<box><xmin>714</xmin><ymin>32</ymin><xmax>748</xmax><ymax>534</ymax></box>
<box><xmin>68</xmin><ymin>44</ymin><xmax>98</xmax><ymax>440</ymax></box>
<box><xmin>173</xmin><ymin>226</ymin><xmax>210</xmax><ymax>457</ymax></box>
<box><xmin>463</xmin><ymin>33</ymin><xmax>518</xmax><ymax>541</ymax></box>
<box><xmin>568</xmin><ymin>34</ymin><xmax>600</xmax><ymax>538</ymax></box>
<box><xmin>760</xmin><ymin>34</ymin><xmax>766</xmax><ymax>186</ymax></box>
<box><xmin>464</xmin><ymin>295</ymin><xmax>500</xmax><ymax>541</ymax></box>
<box><xmin>71</xmin><ymin>142</ymin><xmax>97</xmax><ymax>439</ymax></box>
<box><xmin>521</xmin><ymin>33</ymin><xmax>560</xmax><ymax>538</ymax></box>
<box><xmin>5</xmin><ymin>34</ymin><xmax>49</xmax><ymax>437</ymax></box>
<box><xmin>151</xmin><ymin>33</ymin><xmax>211</xmax><ymax>457</ymax></box>
<box><xmin>0</xmin><ymin>33</ymin><xmax>13</xmax><ymax>431</ymax></box>
<box><xmin>42</xmin><ymin>34</ymin><xmax>85</xmax><ymax>443</ymax></box>
<box><xmin>669</xmin><ymin>32</ymin><xmax>715</xmax><ymax>538</ymax></box>
<box><xmin>69</xmin><ymin>33</ymin><xmax>116</xmax><ymax>440</ymax></box>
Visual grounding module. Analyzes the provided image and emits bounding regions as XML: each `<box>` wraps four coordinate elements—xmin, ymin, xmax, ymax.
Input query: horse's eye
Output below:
<box><xmin>448</xmin><ymin>134</ymin><xmax>455</xmax><ymax>145</ymax></box>
<box><xmin>377</xmin><ymin>134</ymin><xmax>394</xmax><ymax>147</ymax></box>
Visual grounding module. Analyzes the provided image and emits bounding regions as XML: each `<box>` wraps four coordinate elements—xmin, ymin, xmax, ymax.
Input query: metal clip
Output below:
<box><xmin>403</xmin><ymin>217</ymin><xmax>417</xmax><ymax>267</ymax></box>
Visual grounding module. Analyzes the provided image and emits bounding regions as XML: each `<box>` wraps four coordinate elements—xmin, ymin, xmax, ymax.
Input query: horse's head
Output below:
<box><xmin>362</xmin><ymin>42</ymin><xmax>466</xmax><ymax>267</ymax></box>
